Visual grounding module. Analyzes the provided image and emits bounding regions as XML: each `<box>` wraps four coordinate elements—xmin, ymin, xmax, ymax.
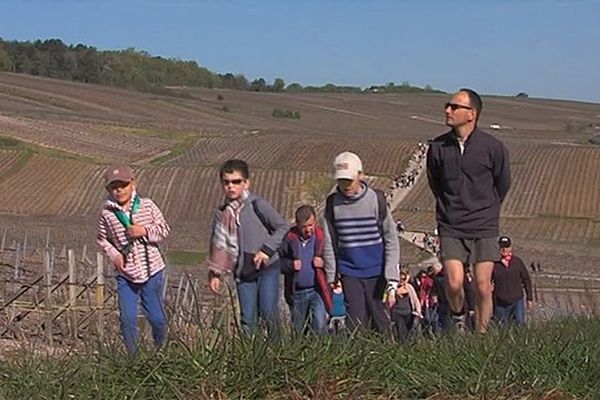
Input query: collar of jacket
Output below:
<box><xmin>218</xmin><ymin>190</ymin><xmax>251</xmax><ymax>211</ymax></box>
<box><xmin>287</xmin><ymin>225</ymin><xmax>325</xmax><ymax>258</ymax></box>
<box><xmin>451</xmin><ymin>127</ymin><xmax>480</xmax><ymax>146</ymax></box>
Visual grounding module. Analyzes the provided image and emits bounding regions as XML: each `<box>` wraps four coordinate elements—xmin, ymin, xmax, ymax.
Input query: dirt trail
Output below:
<box><xmin>388</xmin><ymin>147</ymin><xmax>427</xmax><ymax>211</ymax></box>
<box><xmin>386</xmin><ymin>144</ymin><xmax>440</xmax><ymax>267</ymax></box>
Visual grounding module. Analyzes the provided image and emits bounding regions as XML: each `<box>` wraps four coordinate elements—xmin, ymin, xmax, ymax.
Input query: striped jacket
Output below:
<box><xmin>96</xmin><ymin>196</ymin><xmax>170</xmax><ymax>283</ymax></box>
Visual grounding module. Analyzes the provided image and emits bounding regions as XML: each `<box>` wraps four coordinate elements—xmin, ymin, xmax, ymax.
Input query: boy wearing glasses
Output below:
<box><xmin>207</xmin><ymin>159</ymin><xmax>288</xmax><ymax>337</ymax></box>
<box><xmin>96</xmin><ymin>164</ymin><xmax>170</xmax><ymax>354</ymax></box>
<box><xmin>426</xmin><ymin>88</ymin><xmax>511</xmax><ymax>334</ymax></box>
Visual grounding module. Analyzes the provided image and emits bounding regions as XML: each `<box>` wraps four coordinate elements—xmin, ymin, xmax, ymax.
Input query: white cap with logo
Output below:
<box><xmin>333</xmin><ymin>151</ymin><xmax>363</xmax><ymax>180</ymax></box>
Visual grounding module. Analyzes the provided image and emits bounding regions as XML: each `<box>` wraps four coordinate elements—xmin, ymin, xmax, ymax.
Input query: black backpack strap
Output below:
<box><xmin>325</xmin><ymin>193</ymin><xmax>337</xmax><ymax>243</ymax></box>
<box><xmin>324</xmin><ymin>192</ymin><xmax>340</xmax><ymax>281</ymax></box>
<box><xmin>251</xmin><ymin>199</ymin><xmax>274</xmax><ymax>235</ymax></box>
<box><xmin>373</xmin><ymin>188</ymin><xmax>387</xmax><ymax>235</ymax></box>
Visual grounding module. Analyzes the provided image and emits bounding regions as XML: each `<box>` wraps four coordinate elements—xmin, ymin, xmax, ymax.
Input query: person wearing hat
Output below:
<box><xmin>426</xmin><ymin>88</ymin><xmax>511</xmax><ymax>333</ymax></box>
<box><xmin>96</xmin><ymin>164</ymin><xmax>171</xmax><ymax>354</ymax></box>
<box><xmin>491</xmin><ymin>236</ymin><xmax>533</xmax><ymax>326</ymax></box>
<box><xmin>322</xmin><ymin>151</ymin><xmax>400</xmax><ymax>334</ymax></box>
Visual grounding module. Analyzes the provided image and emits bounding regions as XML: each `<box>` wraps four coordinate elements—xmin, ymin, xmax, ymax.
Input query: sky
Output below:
<box><xmin>1</xmin><ymin>0</ymin><xmax>599</xmax><ymax>103</ymax></box>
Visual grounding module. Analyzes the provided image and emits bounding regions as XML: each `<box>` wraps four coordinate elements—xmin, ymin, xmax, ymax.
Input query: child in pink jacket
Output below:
<box><xmin>96</xmin><ymin>164</ymin><xmax>170</xmax><ymax>354</ymax></box>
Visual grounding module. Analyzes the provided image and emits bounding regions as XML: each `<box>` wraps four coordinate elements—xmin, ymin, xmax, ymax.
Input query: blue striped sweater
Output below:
<box><xmin>323</xmin><ymin>184</ymin><xmax>400</xmax><ymax>282</ymax></box>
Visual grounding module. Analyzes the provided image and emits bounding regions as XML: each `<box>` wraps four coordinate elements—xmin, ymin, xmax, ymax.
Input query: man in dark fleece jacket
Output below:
<box><xmin>426</xmin><ymin>88</ymin><xmax>511</xmax><ymax>333</ymax></box>
<box><xmin>492</xmin><ymin>236</ymin><xmax>533</xmax><ymax>326</ymax></box>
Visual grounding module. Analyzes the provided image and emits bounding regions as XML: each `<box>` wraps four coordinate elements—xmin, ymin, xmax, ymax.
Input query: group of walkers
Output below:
<box><xmin>96</xmin><ymin>88</ymin><xmax>532</xmax><ymax>354</ymax></box>
<box><xmin>395</xmin><ymin>238</ymin><xmax>534</xmax><ymax>339</ymax></box>
<box><xmin>389</xmin><ymin>142</ymin><xmax>427</xmax><ymax>190</ymax></box>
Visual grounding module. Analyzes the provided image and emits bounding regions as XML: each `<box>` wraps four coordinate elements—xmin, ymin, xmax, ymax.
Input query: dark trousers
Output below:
<box><xmin>341</xmin><ymin>275</ymin><xmax>391</xmax><ymax>334</ymax></box>
<box><xmin>392</xmin><ymin>312</ymin><xmax>415</xmax><ymax>341</ymax></box>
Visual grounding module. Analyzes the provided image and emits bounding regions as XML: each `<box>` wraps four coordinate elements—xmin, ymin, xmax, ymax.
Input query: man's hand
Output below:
<box><xmin>127</xmin><ymin>224</ymin><xmax>146</xmax><ymax>239</ymax></box>
<box><xmin>113</xmin><ymin>255</ymin><xmax>124</xmax><ymax>272</ymax></box>
<box><xmin>313</xmin><ymin>256</ymin><xmax>324</xmax><ymax>268</ymax></box>
<box><xmin>293</xmin><ymin>259</ymin><xmax>302</xmax><ymax>271</ymax></box>
<box><xmin>208</xmin><ymin>275</ymin><xmax>221</xmax><ymax>295</ymax></box>
<box><xmin>386</xmin><ymin>290</ymin><xmax>396</xmax><ymax>310</ymax></box>
<box><xmin>527</xmin><ymin>300</ymin><xmax>534</xmax><ymax>311</ymax></box>
<box><xmin>253</xmin><ymin>251</ymin><xmax>269</xmax><ymax>269</ymax></box>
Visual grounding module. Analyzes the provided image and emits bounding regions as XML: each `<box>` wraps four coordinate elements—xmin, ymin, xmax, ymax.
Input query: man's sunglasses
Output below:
<box><xmin>444</xmin><ymin>102</ymin><xmax>473</xmax><ymax>111</ymax></box>
<box><xmin>221</xmin><ymin>178</ymin><xmax>245</xmax><ymax>185</ymax></box>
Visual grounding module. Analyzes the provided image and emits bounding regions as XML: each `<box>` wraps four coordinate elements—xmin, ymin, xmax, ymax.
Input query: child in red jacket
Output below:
<box><xmin>280</xmin><ymin>205</ymin><xmax>332</xmax><ymax>334</ymax></box>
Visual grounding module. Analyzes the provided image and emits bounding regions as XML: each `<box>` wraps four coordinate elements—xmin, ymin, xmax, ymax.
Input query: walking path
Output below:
<box><xmin>384</xmin><ymin>143</ymin><xmax>440</xmax><ymax>267</ymax></box>
<box><xmin>388</xmin><ymin>149</ymin><xmax>427</xmax><ymax>211</ymax></box>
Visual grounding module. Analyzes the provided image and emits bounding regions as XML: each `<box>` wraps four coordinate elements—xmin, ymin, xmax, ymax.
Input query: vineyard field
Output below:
<box><xmin>0</xmin><ymin>150</ymin><xmax>22</xmax><ymax>176</ymax></box>
<box><xmin>168</xmin><ymin>135</ymin><xmax>416</xmax><ymax>175</ymax></box>
<box><xmin>1</xmin><ymin>72</ymin><xmax>600</xmax><ymax>270</ymax></box>
<box><xmin>0</xmin><ymin>115</ymin><xmax>175</xmax><ymax>162</ymax></box>
<box><xmin>0</xmin><ymin>157</ymin><xmax>328</xmax><ymax>251</ymax></box>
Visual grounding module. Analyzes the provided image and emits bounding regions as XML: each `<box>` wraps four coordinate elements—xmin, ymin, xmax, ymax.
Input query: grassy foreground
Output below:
<box><xmin>1</xmin><ymin>317</ymin><xmax>599</xmax><ymax>399</ymax></box>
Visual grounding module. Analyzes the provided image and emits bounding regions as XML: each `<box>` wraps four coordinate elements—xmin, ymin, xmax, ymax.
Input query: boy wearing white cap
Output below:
<box><xmin>322</xmin><ymin>152</ymin><xmax>400</xmax><ymax>334</ymax></box>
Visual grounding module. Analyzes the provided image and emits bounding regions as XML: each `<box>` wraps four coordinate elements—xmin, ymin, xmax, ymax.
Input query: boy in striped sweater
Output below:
<box><xmin>323</xmin><ymin>152</ymin><xmax>400</xmax><ymax>334</ymax></box>
<box><xmin>96</xmin><ymin>164</ymin><xmax>170</xmax><ymax>354</ymax></box>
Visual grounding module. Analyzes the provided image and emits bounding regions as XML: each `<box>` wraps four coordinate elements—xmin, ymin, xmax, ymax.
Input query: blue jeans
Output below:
<box><xmin>291</xmin><ymin>287</ymin><xmax>328</xmax><ymax>334</ymax></box>
<box><xmin>494</xmin><ymin>298</ymin><xmax>525</xmax><ymax>326</ymax></box>
<box><xmin>117</xmin><ymin>270</ymin><xmax>167</xmax><ymax>354</ymax></box>
<box><xmin>236</xmin><ymin>263</ymin><xmax>280</xmax><ymax>337</ymax></box>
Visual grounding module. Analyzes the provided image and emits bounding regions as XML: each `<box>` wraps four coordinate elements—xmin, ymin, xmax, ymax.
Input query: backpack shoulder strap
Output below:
<box><xmin>251</xmin><ymin>199</ymin><xmax>274</xmax><ymax>235</ymax></box>
<box><xmin>373</xmin><ymin>188</ymin><xmax>387</xmax><ymax>231</ymax></box>
<box><xmin>324</xmin><ymin>192</ymin><xmax>340</xmax><ymax>279</ymax></box>
<box><xmin>324</xmin><ymin>192</ymin><xmax>337</xmax><ymax>240</ymax></box>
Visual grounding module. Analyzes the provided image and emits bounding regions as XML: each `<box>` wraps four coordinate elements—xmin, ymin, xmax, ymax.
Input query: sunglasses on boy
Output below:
<box><xmin>221</xmin><ymin>178</ymin><xmax>245</xmax><ymax>185</ymax></box>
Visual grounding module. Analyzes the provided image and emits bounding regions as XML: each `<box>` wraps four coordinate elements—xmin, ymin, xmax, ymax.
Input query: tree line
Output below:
<box><xmin>0</xmin><ymin>38</ymin><xmax>442</xmax><ymax>94</ymax></box>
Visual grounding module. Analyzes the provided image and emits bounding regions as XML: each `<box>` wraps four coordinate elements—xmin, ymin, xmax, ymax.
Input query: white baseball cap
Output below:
<box><xmin>333</xmin><ymin>151</ymin><xmax>363</xmax><ymax>180</ymax></box>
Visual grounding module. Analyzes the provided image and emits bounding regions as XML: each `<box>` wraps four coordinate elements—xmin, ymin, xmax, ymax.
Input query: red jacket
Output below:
<box><xmin>280</xmin><ymin>225</ymin><xmax>333</xmax><ymax>313</ymax></box>
<box><xmin>418</xmin><ymin>275</ymin><xmax>434</xmax><ymax>309</ymax></box>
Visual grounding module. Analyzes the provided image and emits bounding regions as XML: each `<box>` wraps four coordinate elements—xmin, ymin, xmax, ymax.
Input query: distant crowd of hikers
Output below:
<box><xmin>389</xmin><ymin>141</ymin><xmax>427</xmax><ymax>190</ymax></box>
<box><xmin>97</xmin><ymin>88</ymin><xmax>534</xmax><ymax>354</ymax></box>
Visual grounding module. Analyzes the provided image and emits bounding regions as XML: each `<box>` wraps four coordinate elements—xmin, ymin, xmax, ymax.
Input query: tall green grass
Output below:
<box><xmin>1</xmin><ymin>317</ymin><xmax>599</xmax><ymax>399</ymax></box>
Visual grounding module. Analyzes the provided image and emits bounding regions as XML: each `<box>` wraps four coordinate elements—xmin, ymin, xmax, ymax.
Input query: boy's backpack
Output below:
<box><xmin>251</xmin><ymin>199</ymin><xmax>275</xmax><ymax>234</ymax></box>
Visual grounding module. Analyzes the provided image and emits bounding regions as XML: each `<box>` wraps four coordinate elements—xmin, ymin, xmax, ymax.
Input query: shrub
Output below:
<box><xmin>272</xmin><ymin>108</ymin><xmax>300</xmax><ymax>119</ymax></box>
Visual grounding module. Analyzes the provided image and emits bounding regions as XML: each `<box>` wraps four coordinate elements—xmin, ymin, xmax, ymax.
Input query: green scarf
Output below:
<box><xmin>114</xmin><ymin>195</ymin><xmax>141</xmax><ymax>228</ymax></box>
